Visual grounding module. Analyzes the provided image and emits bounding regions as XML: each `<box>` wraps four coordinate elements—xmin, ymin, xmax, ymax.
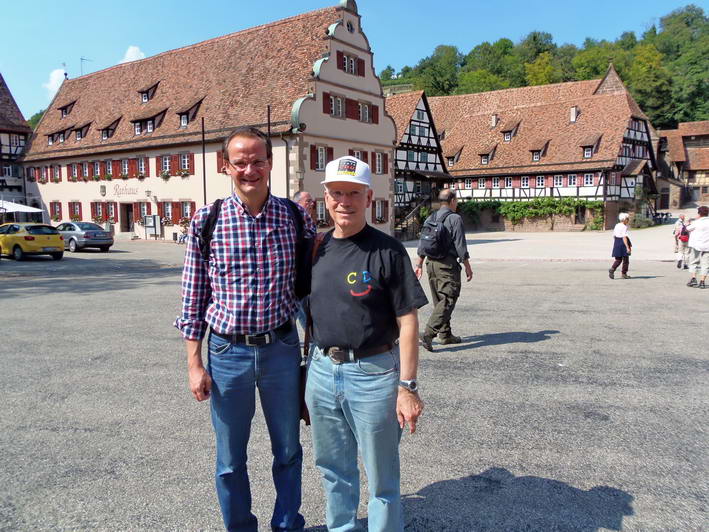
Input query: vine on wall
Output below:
<box><xmin>459</xmin><ymin>198</ymin><xmax>604</xmax><ymax>226</ymax></box>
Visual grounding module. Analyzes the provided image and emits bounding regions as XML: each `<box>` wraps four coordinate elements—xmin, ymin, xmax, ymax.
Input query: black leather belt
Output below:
<box><xmin>322</xmin><ymin>343</ymin><xmax>393</xmax><ymax>364</ymax></box>
<box><xmin>211</xmin><ymin>320</ymin><xmax>293</xmax><ymax>347</ymax></box>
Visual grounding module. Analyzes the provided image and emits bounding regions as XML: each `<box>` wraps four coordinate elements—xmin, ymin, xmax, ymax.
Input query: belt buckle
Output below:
<box><xmin>245</xmin><ymin>333</ymin><xmax>270</xmax><ymax>347</ymax></box>
<box><xmin>328</xmin><ymin>347</ymin><xmax>348</xmax><ymax>365</ymax></box>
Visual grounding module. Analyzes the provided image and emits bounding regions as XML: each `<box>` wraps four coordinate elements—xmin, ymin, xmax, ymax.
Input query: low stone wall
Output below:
<box><xmin>461</xmin><ymin>208</ymin><xmax>601</xmax><ymax>232</ymax></box>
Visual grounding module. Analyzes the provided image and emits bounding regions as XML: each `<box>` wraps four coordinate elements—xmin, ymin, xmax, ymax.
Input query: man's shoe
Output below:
<box><xmin>683</xmin><ymin>265</ymin><xmax>689</xmax><ymax>270</ymax></box>
<box><xmin>677</xmin><ymin>260</ymin><xmax>682</xmax><ymax>269</ymax></box>
<box><xmin>700</xmin><ymin>281</ymin><xmax>706</xmax><ymax>289</ymax></box>
<box><xmin>608</xmin><ymin>269</ymin><xmax>615</xmax><ymax>279</ymax></box>
<box><xmin>438</xmin><ymin>334</ymin><xmax>462</xmax><ymax>345</ymax></box>
<box><xmin>687</xmin><ymin>278</ymin><xmax>698</xmax><ymax>287</ymax></box>
<box><xmin>622</xmin><ymin>274</ymin><xmax>631</xmax><ymax>279</ymax></box>
<box><xmin>419</xmin><ymin>333</ymin><xmax>434</xmax><ymax>352</ymax></box>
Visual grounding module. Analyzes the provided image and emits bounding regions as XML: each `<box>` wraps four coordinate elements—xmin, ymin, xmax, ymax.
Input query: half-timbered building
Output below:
<box><xmin>22</xmin><ymin>0</ymin><xmax>397</xmax><ymax>238</ymax></box>
<box><xmin>0</xmin><ymin>72</ymin><xmax>32</xmax><ymax>206</ymax></box>
<box><xmin>428</xmin><ymin>65</ymin><xmax>659</xmax><ymax>229</ymax></box>
<box><xmin>657</xmin><ymin>121</ymin><xmax>709</xmax><ymax>205</ymax></box>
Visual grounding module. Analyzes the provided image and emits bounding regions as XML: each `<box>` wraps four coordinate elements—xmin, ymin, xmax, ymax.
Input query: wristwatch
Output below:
<box><xmin>399</xmin><ymin>379</ymin><xmax>418</xmax><ymax>392</ymax></box>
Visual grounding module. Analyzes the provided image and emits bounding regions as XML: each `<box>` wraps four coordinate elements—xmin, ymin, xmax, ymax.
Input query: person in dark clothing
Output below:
<box><xmin>415</xmin><ymin>189</ymin><xmax>473</xmax><ymax>351</ymax></box>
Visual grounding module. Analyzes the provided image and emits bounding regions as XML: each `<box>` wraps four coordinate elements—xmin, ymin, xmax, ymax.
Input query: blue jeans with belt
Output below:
<box><xmin>208</xmin><ymin>325</ymin><xmax>305</xmax><ymax>532</ymax></box>
<box><xmin>305</xmin><ymin>345</ymin><xmax>403</xmax><ymax>532</ymax></box>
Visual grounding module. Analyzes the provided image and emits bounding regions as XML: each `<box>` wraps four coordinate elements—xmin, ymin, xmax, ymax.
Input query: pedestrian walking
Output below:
<box><xmin>686</xmin><ymin>205</ymin><xmax>709</xmax><ymax>289</ymax></box>
<box><xmin>415</xmin><ymin>189</ymin><xmax>473</xmax><ymax>352</ymax></box>
<box><xmin>305</xmin><ymin>156</ymin><xmax>427</xmax><ymax>531</ymax></box>
<box><xmin>673</xmin><ymin>214</ymin><xmax>690</xmax><ymax>269</ymax></box>
<box><xmin>609</xmin><ymin>212</ymin><xmax>632</xmax><ymax>279</ymax></box>
<box><xmin>174</xmin><ymin>126</ymin><xmax>314</xmax><ymax>531</ymax></box>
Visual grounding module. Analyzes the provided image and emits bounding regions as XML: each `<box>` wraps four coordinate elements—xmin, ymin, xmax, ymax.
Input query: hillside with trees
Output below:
<box><xmin>380</xmin><ymin>5</ymin><xmax>708</xmax><ymax>129</ymax></box>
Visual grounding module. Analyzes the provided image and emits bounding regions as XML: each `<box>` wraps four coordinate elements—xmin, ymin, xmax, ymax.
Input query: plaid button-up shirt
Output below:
<box><xmin>175</xmin><ymin>193</ymin><xmax>315</xmax><ymax>340</ymax></box>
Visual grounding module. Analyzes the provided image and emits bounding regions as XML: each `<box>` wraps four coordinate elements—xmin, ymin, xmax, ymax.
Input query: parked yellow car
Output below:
<box><xmin>0</xmin><ymin>222</ymin><xmax>64</xmax><ymax>260</ymax></box>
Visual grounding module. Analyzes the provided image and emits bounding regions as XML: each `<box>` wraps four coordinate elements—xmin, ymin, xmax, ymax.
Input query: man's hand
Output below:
<box><xmin>397</xmin><ymin>388</ymin><xmax>424</xmax><ymax>434</ymax></box>
<box><xmin>189</xmin><ymin>365</ymin><xmax>212</xmax><ymax>401</ymax></box>
<box><xmin>414</xmin><ymin>264</ymin><xmax>423</xmax><ymax>280</ymax></box>
<box><xmin>464</xmin><ymin>261</ymin><xmax>473</xmax><ymax>282</ymax></box>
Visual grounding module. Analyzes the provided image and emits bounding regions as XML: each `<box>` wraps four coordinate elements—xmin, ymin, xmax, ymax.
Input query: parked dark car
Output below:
<box><xmin>56</xmin><ymin>222</ymin><xmax>114</xmax><ymax>252</ymax></box>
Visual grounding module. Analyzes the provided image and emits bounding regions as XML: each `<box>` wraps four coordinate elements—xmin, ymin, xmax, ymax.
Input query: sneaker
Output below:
<box><xmin>687</xmin><ymin>278</ymin><xmax>698</xmax><ymax>287</ymax></box>
<box><xmin>608</xmin><ymin>269</ymin><xmax>615</xmax><ymax>279</ymax></box>
<box><xmin>700</xmin><ymin>281</ymin><xmax>706</xmax><ymax>289</ymax></box>
<box><xmin>622</xmin><ymin>274</ymin><xmax>631</xmax><ymax>279</ymax></box>
<box><xmin>677</xmin><ymin>260</ymin><xmax>682</xmax><ymax>269</ymax></box>
<box><xmin>438</xmin><ymin>334</ymin><xmax>462</xmax><ymax>345</ymax></box>
<box><xmin>419</xmin><ymin>333</ymin><xmax>434</xmax><ymax>352</ymax></box>
<box><xmin>683</xmin><ymin>265</ymin><xmax>689</xmax><ymax>270</ymax></box>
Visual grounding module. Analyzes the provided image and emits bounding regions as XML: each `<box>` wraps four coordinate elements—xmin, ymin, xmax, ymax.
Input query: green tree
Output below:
<box><xmin>572</xmin><ymin>43</ymin><xmax>631</xmax><ymax>80</ymax></box>
<box><xmin>516</xmin><ymin>31</ymin><xmax>556</xmax><ymax>65</ymax></box>
<box><xmin>379</xmin><ymin>65</ymin><xmax>395</xmax><ymax>81</ymax></box>
<box><xmin>553</xmin><ymin>44</ymin><xmax>579</xmax><ymax>81</ymax></box>
<box><xmin>456</xmin><ymin>69</ymin><xmax>510</xmax><ymax>94</ymax></box>
<box><xmin>525</xmin><ymin>51</ymin><xmax>562</xmax><ymax>85</ymax></box>
<box><xmin>616</xmin><ymin>31</ymin><xmax>638</xmax><ymax>50</ymax></box>
<box><xmin>668</xmin><ymin>33</ymin><xmax>709</xmax><ymax>123</ymax></box>
<box><xmin>627</xmin><ymin>44</ymin><xmax>674</xmax><ymax>127</ymax></box>
<box><xmin>412</xmin><ymin>45</ymin><xmax>462</xmax><ymax>96</ymax></box>
<box><xmin>27</xmin><ymin>109</ymin><xmax>45</xmax><ymax>130</ymax></box>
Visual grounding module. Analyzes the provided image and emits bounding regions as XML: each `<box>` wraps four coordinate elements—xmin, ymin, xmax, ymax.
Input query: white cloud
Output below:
<box><xmin>42</xmin><ymin>69</ymin><xmax>65</xmax><ymax>100</ymax></box>
<box><xmin>120</xmin><ymin>45</ymin><xmax>145</xmax><ymax>64</ymax></box>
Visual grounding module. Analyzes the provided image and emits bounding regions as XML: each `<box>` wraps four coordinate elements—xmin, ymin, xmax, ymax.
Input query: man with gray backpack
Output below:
<box><xmin>414</xmin><ymin>189</ymin><xmax>473</xmax><ymax>351</ymax></box>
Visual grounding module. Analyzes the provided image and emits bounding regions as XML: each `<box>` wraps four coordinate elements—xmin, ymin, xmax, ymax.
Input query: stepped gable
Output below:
<box><xmin>384</xmin><ymin>90</ymin><xmax>424</xmax><ymax>140</ymax></box>
<box><xmin>25</xmin><ymin>6</ymin><xmax>341</xmax><ymax>161</ymax></box>
<box><xmin>0</xmin><ymin>72</ymin><xmax>32</xmax><ymax>133</ymax></box>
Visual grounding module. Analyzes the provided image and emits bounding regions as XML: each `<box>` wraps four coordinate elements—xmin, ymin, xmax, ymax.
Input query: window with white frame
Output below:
<box><xmin>343</xmin><ymin>54</ymin><xmax>357</xmax><ymax>74</ymax></box>
<box><xmin>53</xmin><ymin>166</ymin><xmax>60</xmax><ymax>179</ymax></box>
<box><xmin>162</xmin><ymin>156</ymin><xmax>170</xmax><ymax>173</ymax></box>
<box><xmin>395</xmin><ymin>180</ymin><xmax>404</xmax><ymax>194</ymax></box>
<box><xmin>61</xmin><ymin>108</ymin><xmax>67</xmax><ymax>118</ymax></box>
<box><xmin>481</xmin><ymin>155</ymin><xmax>489</xmax><ymax>165</ymax></box>
<box><xmin>134</xmin><ymin>123</ymin><xmax>142</xmax><ymax>135</ymax></box>
<box><xmin>450</xmin><ymin>182</ymin><xmax>456</xmax><ymax>190</ymax></box>
<box><xmin>416</xmin><ymin>110</ymin><xmax>425</xmax><ymax>120</ymax></box>
<box><xmin>419</xmin><ymin>126</ymin><xmax>428</xmax><ymax>137</ymax></box>
<box><xmin>94</xmin><ymin>161</ymin><xmax>100</xmax><ymax>175</ymax></box>
<box><xmin>122</xmin><ymin>159</ymin><xmax>129</xmax><ymax>175</ymax></box>
<box><xmin>316</xmin><ymin>147</ymin><xmax>326</xmax><ymax>170</ymax></box>
<box><xmin>568</xmin><ymin>174</ymin><xmax>577</xmax><ymax>186</ymax></box>
<box><xmin>353</xmin><ymin>150</ymin><xmax>362</xmax><ymax>160</ymax></box>
<box><xmin>106</xmin><ymin>160</ymin><xmax>113</xmax><ymax>175</ymax></box>
<box><xmin>96</xmin><ymin>203</ymin><xmax>103</xmax><ymax>217</ymax></box>
<box><xmin>59</xmin><ymin>132</ymin><xmax>65</xmax><ymax>143</ymax></box>
<box><xmin>609</xmin><ymin>172</ymin><xmax>617</xmax><ymax>185</ymax></box>
<box><xmin>316</xmin><ymin>200</ymin><xmax>326</xmax><ymax>221</ymax></box>
<box><xmin>554</xmin><ymin>175</ymin><xmax>563</xmax><ymax>187</ymax></box>
<box><xmin>83</xmin><ymin>163</ymin><xmax>89</xmax><ymax>177</ymax></box>
<box><xmin>182</xmin><ymin>202</ymin><xmax>192</xmax><ymax>218</ymax></box>
<box><xmin>48</xmin><ymin>136</ymin><xmax>53</xmax><ymax>146</ymax></box>
<box><xmin>410</xmin><ymin>124</ymin><xmax>417</xmax><ymax>136</ymax></box>
<box><xmin>349</xmin><ymin>56</ymin><xmax>356</xmax><ymax>74</ymax></box>
<box><xmin>359</xmin><ymin>102</ymin><xmax>370</xmax><ymax>123</ymax></box>
<box><xmin>584</xmin><ymin>173</ymin><xmax>594</xmax><ymax>186</ymax></box>
<box><xmin>505</xmin><ymin>177</ymin><xmax>512</xmax><ymax>187</ymax></box>
<box><xmin>180</xmin><ymin>114</ymin><xmax>188</xmax><ymax>128</ymax></box>
<box><xmin>71</xmin><ymin>164</ymin><xmax>78</xmax><ymax>178</ymax></box>
<box><xmin>503</xmin><ymin>131</ymin><xmax>511</xmax><ymax>142</ymax></box>
<box><xmin>375</xmin><ymin>200</ymin><xmax>383</xmax><ymax>220</ymax></box>
<box><xmin>493</xmin><ymin>177</ymin><xmax>500</xmax><ymax>188</ymax></box>
<box><xmin>101</xmin><ymin>130</ymin><xmax>108</xmax><ymax>140</ymax></box>
<box><xmin>532</xmin><ymin>151</ymin><xmax>541</xmax><ymax>162</ymax></box>
<box><xmin>375</xmin><ymin>152</ymin><xmax>383</xmax><ymax>174</ymax></box>
<box><xmin>140</xmin><ymin>202</ymin><xmax>148</xmax><ymax>217</ymax></box>
<box><xmin>583</xmin><ymin>147</ymin><xmax>593</xmax><ymax>158</ymax></box>
<box><xmin>147</xmin><ymin>120</ymin><xmax>154</xmax><ymax>133</ymax></box>
<box><xmin>465</xmin><ymin>178</ymin><xmax>472</xmax><ymax>189</ymax></box>
<box><xmin>108</xmin><ymin>203</ymin><xmax>115</xmax><ymax>219</ymax></box>
<box><xmin>76</xmin><ymin>130</ymin><xmax>82</xmax><ymax>141</ymax></box>
<box><xmin>521</xmin><ymin>176</ymin><xmax>529</xmax><ymax>188</ymax></box>
<box><xmin>164</xmin><ymin>202</ymin><xmax>172</xmax><ymax>220</ymax></box>
<box><xmin>41</xmin><ymin>167</ymin><xmax>47</xmax><ymax>179</ymax></box>
<box><xmin>180</xmin><ymin>153</ymin><xmax>190</xmax><ymax>170</ymax></box>
<box><xmin>536</xmin><ymin>176</ymin><xmax>545</xmax><ymax>187</ymax></box>
<box><xmin>329</xmin><ymin>95</ymin><xmax>343</xmax><ymax>118</ymax></box>
<box><xmin>138</xmin><ymin>158</ymin><xmax>145</xmax><ymax>174</ymax></box>
<box><xmin>478</xmin><ymin>178</ymin><xmax>486</xmax><ymax>189</ymax></box>
<box><xmin>447</xmin><ymin>156</ymin><xmax>455</xmax><ymax>167</ymax></box>
<box><xmin>141</xmin><ymin>92</ymin><xmax>149</xmax><ymax>103</ymax></box>
<box><xmin>71</xmin><ymin>202</ymin><xmax>81</xmax><ymax>215</ymax></box>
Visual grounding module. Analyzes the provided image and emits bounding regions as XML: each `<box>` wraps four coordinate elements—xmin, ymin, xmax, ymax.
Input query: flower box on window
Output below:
<box><xmin>70</xmin><ymin>215</ymin><xmax>81</xmax><ymax>222</ymax></box>
<box><xmin>160</xmin><ymin>170</ymin><xmax>171</xmax><ymax>180</ymax></box>
<box><xmin>178</xmin><ymin>169</ymin><xmax>189</xmax><ymax>178</ymax></box>
<box><xmin>51</xmin><ymin>214</ymin><xmax>61</xmax><ymax>222</ymax></box>
<box><xmin>161</xmin><ymin>217</ymin><xmax>174</xmax><ymax>226</ymax></box>
<box><xmin>92</xmin><ymin>216</ymin><xmax>104</xmax><ymax>224</ymax></box>
<box><xmin>93</xmin><ymin>174</ymin><xmax>101</xmax><ymax>181</ymax></box>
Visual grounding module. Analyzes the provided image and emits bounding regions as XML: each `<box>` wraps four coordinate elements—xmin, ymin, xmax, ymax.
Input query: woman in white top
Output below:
<box><xmin>686</xmin><ymin>205</ymin><xmax>709</xmax><ymax>289</ymax></box>
<box><xmin>609</xmin><ymin>212</ymin><xmax>632</xmax><ymax>279</ymax></box>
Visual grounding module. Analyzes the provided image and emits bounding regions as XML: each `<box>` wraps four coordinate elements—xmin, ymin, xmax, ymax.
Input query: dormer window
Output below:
<box><xmin>75</xmin><ymin>130</ymin><xmax>82</xmax><ymax>141</ymax></box>
<box><xmin>180</xmin><ymin>114</ymin><xmax>188</xmax><ymax>128</ymax></box>
<box><xmin>481</xmin><ymin>155</ymin><xmax>489</xmax><ymax>165</ymax></box>
<box><xmin>532</xmin><ymin>151</ymin><xmax>541</xmax><ymax>162</ymax></box>
<box><xmin>447</xmin><ymin>156</ymin><xmax>455</xmax><ymax>167</ymax></box>
<box><xmin>147</xmin><ymin>120</ymin><xmax>154</xmax><ymax>133</ymax></box>
<box><xmin>58</xmin><ymin>101</ymin><xmax>75</xmax><ymax>118</ymax></box>
<box><xmin>141</xmin><ymin>92</ymin><xmax>149</xmax><ymax>103</ymax></box>
<box><xmin>48</xmin><ymin>136</ymin><xmax>53</xmax><ymax>146</ymax></box>
<box><xmin>102</xmin><ymin>130</ymin><xmax>108</xmax><ymax>140</ymax></box>
<box><xmin>583</xmin><ymin>147</ymin><xmax>593</xmax><ymax>158</ymax></box>
<box><xmin>503</xmin><ymin>131</ymin><xmax>512</xmax><ymax>142</ymax></box>
<box><xmin>61</xmin><ymin>109</ymin><xmax>68</xmax><ymax>118</ymax></box>
<box><xmin>135</xmin><ymin>123</ymin><xmax>142</xmax><ymax>135</ymax></box>
<box><xmin>59</xmin><ymin>132</ymin><xmax>65</xmax><ymax>143</ymax></box>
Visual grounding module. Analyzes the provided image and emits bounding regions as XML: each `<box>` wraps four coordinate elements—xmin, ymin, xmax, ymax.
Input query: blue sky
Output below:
<box><xmin>1</xmin><ymin>0</ymin><xmax>705</xmax><ymax>119</ymax></box>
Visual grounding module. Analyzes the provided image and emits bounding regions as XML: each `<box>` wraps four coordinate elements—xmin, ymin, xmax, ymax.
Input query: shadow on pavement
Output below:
<box><xmin>440</xmin><ymin>330</ymin><xmax>560</xmax><ymax>352</ymax></box>
<box><xmin>468</xmin><ymin>238</ymin><xmax>522</xmax><ymax>245</ymax></box>
<box><xmin>403</xmin><ymin>467</ymin><xmax>634</xmax><ymax>531</ymax></box>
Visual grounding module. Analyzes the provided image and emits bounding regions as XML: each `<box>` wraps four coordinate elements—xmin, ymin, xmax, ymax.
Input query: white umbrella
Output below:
<box><xmin>0</xmin><ymin>200</ymin><xmax>43</xmax><ymax>213</ymax></box>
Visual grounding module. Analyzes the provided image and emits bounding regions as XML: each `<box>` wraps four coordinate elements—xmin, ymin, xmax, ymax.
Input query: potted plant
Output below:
<box><xmin>93</xmin><ymin>174</ymin><xmax>101</xmax><ymax>181</ymax></box>
<box><xmin>51</xmin><ymin>214</ymin><xmax>61</xmax><ymax>222</ymax></box>
<box><xmin>162</xmin><ymin>217</ymin><xmax>174</xmax><ymax>227</ymax></box>
<box><xmin>70</xmin><ymin>215</ymin><xmax>81</xmax><ymax>222</ymax></box>
<box><xmin>137</xmin><ymin>171</ymin><xmax>145</xmax><ymax>179</ymax></box>
<box><xmin>178</xmin><ymin>169</ymin><xmax>190</xmax><ymax>178</ymax></box>
<box><xmin>160</xmin><ymin>170</ymin><xmax>171</xmax><ymax>180</ymax></box>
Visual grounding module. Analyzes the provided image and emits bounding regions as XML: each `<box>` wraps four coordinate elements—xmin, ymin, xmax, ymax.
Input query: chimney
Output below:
<box><xmin>570</xmin><ymin>106</ymin><xmax>578</xmax><ymax>123</ymax></box>
<box><xmin>491</xmin><ymin>114</ymin><xmax>498</xmax><ymax>127</ymax></box>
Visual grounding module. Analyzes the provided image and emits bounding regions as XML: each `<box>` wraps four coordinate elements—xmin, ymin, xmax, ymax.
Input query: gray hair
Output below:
<box><xmin>439</xmin><ymin>189</ymin><xmax>456</xmax><ymax>204</ymax></box>
<box><xmin>618</xmin><ymin>212</ymin><xmax>630</xmax><ymax>222</ymax></box>
<box><xmin>292</xmin><ymin>190</ymin><xmax>309</xmax><ymax>203</ymax></box>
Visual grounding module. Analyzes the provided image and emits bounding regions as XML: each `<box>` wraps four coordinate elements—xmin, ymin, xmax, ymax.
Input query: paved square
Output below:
<box><xmin>1</xmin><ymin>226</ymin><xmax>706</xmax><ymax>531</ymax></box>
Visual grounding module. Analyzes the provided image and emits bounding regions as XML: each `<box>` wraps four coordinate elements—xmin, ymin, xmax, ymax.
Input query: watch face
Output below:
<box><xmin>401</xmin><ymin>379</ymin><xmax>417</xmax><ymax>391</ymax></box>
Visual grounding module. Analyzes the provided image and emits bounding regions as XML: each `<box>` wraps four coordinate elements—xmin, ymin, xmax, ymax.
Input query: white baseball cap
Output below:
<box><xmin>322</xmin><ymin>156</ymin><xmax>371</xmax><ymax>187</ymax></box>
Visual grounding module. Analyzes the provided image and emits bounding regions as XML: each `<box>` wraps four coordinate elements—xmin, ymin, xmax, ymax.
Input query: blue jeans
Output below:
<box><xmin>208</xmin><ymin>326</ymin><xmax>305</xmax><ymax>532</ymax></box>
<box><xmin>305</xmin><ymin>346</ymin><xmax>403</xmax><ymax>532</ymax></box>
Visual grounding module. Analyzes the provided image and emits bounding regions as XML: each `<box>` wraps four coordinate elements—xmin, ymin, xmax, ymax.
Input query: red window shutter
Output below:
<box><xmin>326</xmin><ymin>147</ymin><xmax>334</xmax><ymax>163</ymax></box>
<box><xmin>384</xmin><ymin>200</ymin><xmax>389</xmax><ymax>222</ymax></box>
<box><xmin>357</xmin><ymin>58</ymin><xmax>365</xmax><ymax>77</ymax></box>
<box><xmin>133</xmin><ymin>203</ymin><xmax>140</xmax><ymax>222</ymax></box>
<box><xmin>172</xmin><ymin>202</ymin><xmax>181</xmax><ymax>224</ymax></box>
<box><xmin>323</xmin><ymin>92</ymin><xmax>331</xmax><ymax>114</ymax></box>
<box><xmin>216</xmin><ymin>150</ymin><xmax>224</xmax><ymax>174</ymax></box>
<box><xmin>310</xmin><ymin>144</ymin><xmax>317</xmax><ymax>170</ymax></box>
<box><xmin>86</xmin><ymin>162</ymin><xmax>93</xmax><ymax>178</ymax></box>
<box><xmin>90</xmin><ymin>202</ymin><xmax>97</xmax><ymax>219</ymax></box>
<box><xmin>78</xmin><ymin>203</ymin><xmax>83</xmax><ymax>221</ymax></box>
<box><xmin>102</xmin><ymin>202</ymin><xmax>109</xmax><ymax>221</ymax></box>
<box><xmin>113</xmin><ymin>160</ymin><xmax>121</xmax><ymax>177</ymax></box>
<box><xmin>129</xmin><ymin>158</ymin><xmax>137</xmax><ymax>177</ymax></box>
<box><xmin>146</xmin><ymin>202</ymin><xmax>152</xmax><ymax>215</ymax></box>
<box><xmin>348</xmin><ymin>149</ymin><xmax>354</xmax><ymax>156</ymax></box>
<box><xmin>336</xmin><ymin>51</ymin><xmax>344</xmax><ymax>71</ymax></box>
<box><xmin>371</xmin><ymin>202</ymin><xmax>376</xmax><ymax>221</ymax></box>
<box><xmin>112</xmin><ymin>202</ymin><xmax>119</xmax><ymax>223</ymax></box>
<box><xmin>362</xmin><ymin>152</ymin><xmax>368</xmax><ymax>164</ymax></box>
<box><xmin>372</xmin><ymin>105</ymin><xmax>379</xmax><ymax>124</ymax></box>
<box><xmin>188</xmin><ymin>153</ymin><xmax>195</xmax><ymax>175</ymax></box>
<box><xmin>383</xmin><ymin>153</ymin><xmax>388</xmax><ymax>174</ymax></box>
<box><xmin>190</xmin><ymin>202</ymin><xmax>196</xmax><ymax>218</ymax></box>
<box><xmin>370</xmin><ymin>152</ymin><xmax>376</xmax><ymax>170</ymax></box>
<box><xmin>155</xmin><ymin>156</ymin><xmax>162</xmax><ymax>174</ymax></box>
<box><xmin>157</xmin><ymin>202</ymin><xmax>164</xmax><ymax>218</ymax></box>
<box><xmin>98</xmin><ymin>161</ymin><xmax>104</xmax><ymax>176</ymax></box>
<box><xmin>171</xmin><ymin>154</ymin><xmax>179</xmax><ymax>173</ymax></box>
<box><xmin>345</xmin><ymin>98</ymin><xmax>358</xmax><ymax>119</ymax></box>
<box><xmin>58</xmin><ymin>202</ymin><xmax>63</xmax><ymax>219</ymax></box>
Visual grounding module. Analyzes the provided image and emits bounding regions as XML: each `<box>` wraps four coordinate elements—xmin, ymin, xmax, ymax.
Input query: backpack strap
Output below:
<box><xmin>302</xmin><ymin>232</ymin><xmax>326</xmax><ymax>360</ymax></box>
<box><xmin>198</xmin><ymin>198</ymin><xmax>223</xmax><ymax>263</ymax></box>
<box><xmin>285</xmin><ymin>199</ymin><xmax>305</xmax><ymax>245</ymax></box>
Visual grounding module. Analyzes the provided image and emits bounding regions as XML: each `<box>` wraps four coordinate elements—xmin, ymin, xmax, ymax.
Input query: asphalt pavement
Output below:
<box><xmin>1</xmin><ymin>225</ymin><xmax>706</xmax><ymax>531</ymax></box>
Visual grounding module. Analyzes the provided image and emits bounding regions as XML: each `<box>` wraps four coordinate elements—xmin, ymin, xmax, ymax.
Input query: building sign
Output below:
<box><xmin>113</xmin><ymin>184</ymin><xmax>139</xmax><ymax>197</ymax></box>
<box><xmin>100</xmin><ymin>185</ymin><xmax>106</xmax><ymax>197</ymax></box>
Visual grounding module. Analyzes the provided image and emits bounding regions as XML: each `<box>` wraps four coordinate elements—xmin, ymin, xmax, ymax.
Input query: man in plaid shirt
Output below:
<box><xmin>175</xmin><ymin>126</ymin><xmax>314</xmax><ymax>532</ymax></box>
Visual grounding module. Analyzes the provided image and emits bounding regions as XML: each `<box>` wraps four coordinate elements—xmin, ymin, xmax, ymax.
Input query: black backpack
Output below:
<box><xmin>198</xmin><ymin>198</ymin><xmax>313</xmax><ymax>299</ymax></box>
<box><xmin>419</xmin><ymin>210</ymin><xmax>452</xmax><ymax>259</ymax></box>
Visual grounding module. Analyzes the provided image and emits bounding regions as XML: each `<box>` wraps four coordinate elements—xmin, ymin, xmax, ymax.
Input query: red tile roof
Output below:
<box><xmin>24</xmin><ymin>6</ymin><xmax>343</xmax><ymax>161</ymax></box>
<box><xmin>658</xmin><ymin>121</ymin><xmax>709</xmax><ymax>167</ymax></box>
<box><xmin>384</xmin><ymin>90</ymin><xmax>424</xmax><ymax>141</ymax></box>
<box><xmin>686</xmin><ymin>148</ymin><xmax>709</xmax><ymax>170</ymax></box>
<box><xmin>0</xmin><ymin>72</ymin><xmax>31</xmax><ymax>134</ymax></box>
<box><xmin>429</xmin><ymin>68</ymin><xmax>649</xmax><ymax>177</ymax></box>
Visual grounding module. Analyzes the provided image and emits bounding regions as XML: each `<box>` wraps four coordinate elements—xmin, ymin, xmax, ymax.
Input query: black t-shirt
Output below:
<box><xmin>310</xmin><ymin>224</ymin><xmax>428</xmax><ymax>350</ymax></box>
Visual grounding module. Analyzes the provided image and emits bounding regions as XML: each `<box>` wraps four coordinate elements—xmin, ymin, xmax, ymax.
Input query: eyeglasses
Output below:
<box><xmin>228</xmin><ymin>159</ymin><xmax>269</xmax><ymax>171</ymax></box>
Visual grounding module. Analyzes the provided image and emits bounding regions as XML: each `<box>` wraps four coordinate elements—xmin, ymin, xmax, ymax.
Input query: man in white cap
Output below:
<box><xmin>305</xmin><ymin>155</ymin><xmax>428</xmax><ymax>531</ymax></box>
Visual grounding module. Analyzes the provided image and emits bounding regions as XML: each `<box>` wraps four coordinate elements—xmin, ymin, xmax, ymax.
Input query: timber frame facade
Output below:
<box><xmin>0</xmin><ymin>72</ymin><xmax>31</xmax><ymax>206</ymax></box>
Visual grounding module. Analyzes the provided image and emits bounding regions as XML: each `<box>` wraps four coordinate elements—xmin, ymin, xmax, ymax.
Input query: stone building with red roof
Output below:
<box><xmin>428</xmin><ymin>65</ymin><xmax>659</xmax><ymax>229</ymax></box>
<box><xmin>22</xmin><ymin>0</ymin><xmax>396</xmax><ymax>237</ymax></box>
<box><xmin>0</xmin><ymin>72</ymin><xmax>32</xmax><ymax>205</ymax></box>
<box><xmin>657</xmin><ymin>121</ymin><xmax>709</xmax><ymax>205</ymax></box>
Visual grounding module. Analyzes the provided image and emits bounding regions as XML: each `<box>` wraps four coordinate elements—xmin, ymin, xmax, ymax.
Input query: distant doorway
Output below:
<box><xmin>120</xmin><ymin>203</ymin><xmax>134</xmax><ymax>232</ymax></box>
<box><xmin>659</xmin><ymin>187</ymin><xmax>670</xmax><ymax>210</ymax></box>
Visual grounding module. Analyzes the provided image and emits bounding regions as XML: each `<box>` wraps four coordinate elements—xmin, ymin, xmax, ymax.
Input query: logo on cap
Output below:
<box><xmin>337</xmin><ymin>159</ymin><xmax>357</xmax><ymax>176</ymax></box>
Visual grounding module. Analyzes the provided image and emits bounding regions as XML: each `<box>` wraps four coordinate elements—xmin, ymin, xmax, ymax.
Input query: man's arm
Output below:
<box><xmin>448</xmin><ymin>215</ymin><xmax>473</xmax><ymax>281</ymax></box>
<box><xmin>186</xmin><ymin>339</ymin><xmax>211</xmax><ymax>401</ymax></box>
<box><xmin>396</xmin><ymin>309</ymin><xmax>424</xmax><ymax>433</ymax></box>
